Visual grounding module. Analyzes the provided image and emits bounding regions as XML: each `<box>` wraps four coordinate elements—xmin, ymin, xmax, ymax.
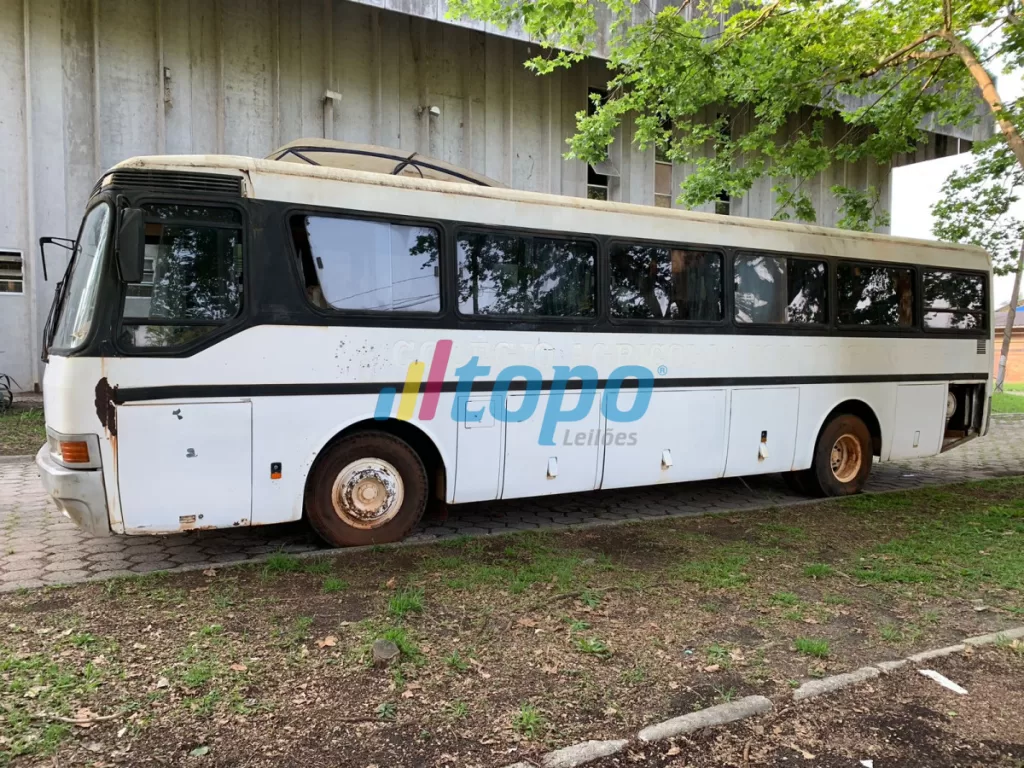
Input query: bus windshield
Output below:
<box><xmin>51</xmin><ymin>203</ymin><xmax>113</xmax><ymax>351</ymax></box>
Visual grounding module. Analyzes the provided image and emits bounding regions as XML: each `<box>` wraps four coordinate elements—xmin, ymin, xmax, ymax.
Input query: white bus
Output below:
<box><xmin>36</xmin><ymin>141</ymin><xmax>992</xmax><ymax>547</ymax></box>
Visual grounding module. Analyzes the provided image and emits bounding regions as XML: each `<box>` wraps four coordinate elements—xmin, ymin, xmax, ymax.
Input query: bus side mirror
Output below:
<box><xmin>117</xmin><ymin>208</ymin><xmax>145</xmax><ymax>283</ymax></box>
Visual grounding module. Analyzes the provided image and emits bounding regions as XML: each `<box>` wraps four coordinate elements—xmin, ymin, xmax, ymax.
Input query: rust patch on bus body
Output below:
<box><xmin>95</xmin><ymin>377</ymin><xmax>118</xmax><ymax>437</ymax></box>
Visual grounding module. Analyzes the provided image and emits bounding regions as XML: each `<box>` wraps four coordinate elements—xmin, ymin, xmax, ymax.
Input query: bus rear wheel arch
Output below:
<box><xmin>304</xmin><ymin>430</ymin><xmax>430</xmax><ymax>547</ymax></box>
<box><xmin>785</xmin><ymin>408</ymin><xmax>877</xmax><ymax>497</ymax></box>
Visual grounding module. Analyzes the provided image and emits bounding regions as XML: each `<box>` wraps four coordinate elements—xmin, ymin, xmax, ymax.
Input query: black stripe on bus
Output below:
<box><xmin>111</xmin><ymin>372</ymin><xmax>989</xmax><ymax>403</ymax></box>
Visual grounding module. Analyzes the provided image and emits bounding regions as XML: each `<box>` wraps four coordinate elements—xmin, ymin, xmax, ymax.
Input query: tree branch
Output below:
<box><xmin>940</xmin><ymin>31</ymin><xmax>1024</xmax><ymax>171</ymax></box>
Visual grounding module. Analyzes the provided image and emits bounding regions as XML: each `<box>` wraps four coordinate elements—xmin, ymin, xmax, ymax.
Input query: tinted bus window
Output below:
<box><xmin>457</xmin><ymin>231</ymin><xmax>596</xmax><ymax>317</ymax></box>
<box><xmin>121</xmin><ymin>205</ymin><xmax>243</xmax><ymax>348</ymax></box>
<box><xmin>836</xmin><ymin>263</ymin><xmax>915</xmax><ymax>328</ymax></box>
<box><xmin>297</xmin><ymin>216</ymin><xmax>441</xmax><ymax>313</ymax></box>
<box><xmin>923</xmin><ymin>270</ymin><xmax>985</xmax><ymax>330</ymax></box>
<box><xmin>734</xmin><ymin>253</ymin><xmax>827</xmax><ymax>324</ymax></box>
<box><xmin>609</xmin><ymin>244</ymin><xmax>722</xmax><ymax>321</ymax></box>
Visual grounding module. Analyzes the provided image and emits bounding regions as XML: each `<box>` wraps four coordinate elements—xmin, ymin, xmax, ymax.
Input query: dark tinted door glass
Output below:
<box><xmin>923</xmin><ymin>270</ymin><xmax>986</xmax><ymax>330</ymax></box>
<box><xmin>734</xmin><ymin>254</ymin><xmax>827</xmax><ymax>324</ymax></box>
<box><xmin>457</xmin><ymin>232</ymin><xmax>596</xmax><ymax>316</ymax></box>
<box><xmin>121</xmin><ymin>206</ymin><xmax>243</xmax><ymax>348</ymax></box>
<box><xmin>836</xmin><ymin>263</ymin><xmax>915</xmax><ymax>327</ymax></box>
<box><xmin>609</xmin><ymin>244</ymin><xmax>722</xmax><ymax>321</ymax></box>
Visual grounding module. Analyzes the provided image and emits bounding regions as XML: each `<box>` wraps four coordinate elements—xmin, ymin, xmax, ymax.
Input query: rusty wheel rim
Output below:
<box><xmin>830</xmin><ymin>434</ymin><xmax>862</xmax><ymax>484</ymax></box>
<box><xmin>331</xmin><ymin>458</ymin><xmax>405</xmax><ymax>530</ymax></box>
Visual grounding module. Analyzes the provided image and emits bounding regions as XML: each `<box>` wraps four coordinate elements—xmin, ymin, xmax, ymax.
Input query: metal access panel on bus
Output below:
<box><xmin>724</xmin><ymin>388</ymin><xmax>800</xmax><ymax>477</ymax></box>
<box><xmin>602</xmin><ymin>389</ymin><xmax>728</xmax><ymax>489</ymax></box>
<box><xmin>889</xmin><ymin>383</ymin><xmax>946</xmax><ymax>459</ymax></box>
<box><xmin>116</xmin><ymin>402</ymin><xmax>253</xmax><ymax>533</ymax></box>
<box><xmin>501</xmin><ymin>392</ymin><xmax>601</xmax><ymax>500</ymax></box>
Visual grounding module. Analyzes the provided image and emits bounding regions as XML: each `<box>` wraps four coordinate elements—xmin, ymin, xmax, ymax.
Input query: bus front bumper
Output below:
<box><xmin>35</xmin><ymin>445</ymin><xmax>111</xmax><ymax>537</ymax></box>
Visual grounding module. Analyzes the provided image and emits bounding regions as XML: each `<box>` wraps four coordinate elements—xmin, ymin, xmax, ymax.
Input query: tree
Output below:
<box><xmin>933</xmin><ymin>141</ymin><xmax>1024</xmax><ymax>390</ymax></box>
<box><xmin>447</xmin><ymin>0</ymin><xmax>1022</xmax><ymax>229</ymax></box>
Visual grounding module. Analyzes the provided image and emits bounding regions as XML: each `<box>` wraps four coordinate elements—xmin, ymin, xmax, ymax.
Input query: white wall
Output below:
<box><xmin>0</xmin><ymin>0</ymin><xmax>960</xmax><ymax>391</ymax></box>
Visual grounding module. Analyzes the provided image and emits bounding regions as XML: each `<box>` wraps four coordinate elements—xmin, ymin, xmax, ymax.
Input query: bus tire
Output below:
<box><xmin>305</xmin><ymin>431</ymin><xmax>428</xmax><ymax>547</ymax></box>
<box><xmin>809</xmin><ymin>414</ymin><xmax>873</xmax><ymax>497</ymax></box>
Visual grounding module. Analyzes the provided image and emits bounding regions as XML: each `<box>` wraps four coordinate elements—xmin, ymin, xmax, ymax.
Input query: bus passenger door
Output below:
<box><xmin>501</xmin><ymin>391</ymin><xmax>601</xmax><ymax>499</ymax></box>
<box><xmin>116</xmin><ymin>401</ymin><xmax>253</xmax><ymax>533</ymax></box>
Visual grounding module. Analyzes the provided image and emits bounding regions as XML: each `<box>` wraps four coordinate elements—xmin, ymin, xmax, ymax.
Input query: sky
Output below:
<box><xmin>891</xmin><ymin>56</ymin><xmax>1022</xmax><ymax>309</ymax></box>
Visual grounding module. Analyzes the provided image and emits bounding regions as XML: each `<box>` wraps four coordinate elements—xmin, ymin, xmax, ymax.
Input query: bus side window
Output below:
<box><xmin>922</xmin><ymin>270</ymin><xmax>986</xmax><ymax>331</ymax></box>
<box><xmin>836</xmin><ymin>263</ymin><xmax>916</xmax><ymax>328</ymax></box>
<box><xmin>294</xmin><ymin>215</ymin><xmax>441</xmax><ymax>313</ymax></box>
<box><xmin>290</xmin><ymin>216</ymin><xmax>327</xmax><ymax>309</ymax></box>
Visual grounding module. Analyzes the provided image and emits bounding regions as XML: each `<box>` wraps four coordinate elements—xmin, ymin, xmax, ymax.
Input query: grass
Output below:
<box><xmin>0</xmin><ymin>407</ymin><xmax>45</xmax><ymax>456</ymax></box>
<box><xmin>3</xmin><ymin>478</ymin><xmax>1024</xmax><ymax>765</ymax></box>
<box><xmin>447</xmin><ymin>700</ymin><xmax>469</xmax><ymax>720</ymax></box>
<box><xmin>322</xmin><ymin>576</ymin><xmax>348</xmax><ymax>594</ymax></box>
<box><xmin>848</xmin><ymin>493</ymin><xmax>1024</xmax><ymax>591</ymax></box>
<box><xmin>445</xmin><ymin>650</ymin><xmax>470</xmax><ymax>671</ymax></box>
<box><xmin>770</xmin><ymin>592</ymin><xmax>802</xmax><ymax>606</ymax></box>
<box><xmin>0</xmin><ymin>644</ymin><xmax>117</xmax><ymax>760</ymax></box>
<box><xmin>794</xmin><ymin>637</ymin><xmax>830</xmax><ymax>658</ymax></box>
<box><xmin>512</xmin><ymin>703</ymin><xmax>545</xmax><ymax>738</ymax></box>
<box><xmin>575</xmin><ymin>637</ymin><xmax>612</xmax><ymax>658</ymax></box>
<box><xmin>388</xmin><ymin>588</ymin><xmax>425</xmax><ymax>618</ymax></box>
<box><xmin>991</xmin><ymin>392</ymin><xmax>1024</xmax><ymax>413</ymax></box>
<box><xmin>803</xmin><ymin>563</ymin><xmax>834</xmax><ymax>579</ymax></box>
<box><xmin>421</xmin><ymin>534</ymin><xmax>597</xmax><ymax>595</ymax></box>
<box><xmin>672</xmin><ymin>546</ymin><xmax>752</xmax><ymax>589</ymax></box>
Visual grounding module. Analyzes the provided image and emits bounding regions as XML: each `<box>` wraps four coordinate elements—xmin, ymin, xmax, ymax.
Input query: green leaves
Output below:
<box><xmin>933</xmin><ymin>138</ymin><xmax>1024</xmax><ymax>273</ymax></box>
<box><xmin>450</xmin><ymin>0</ymin><xmax>1019</xmax><ymax>229</ymax></box>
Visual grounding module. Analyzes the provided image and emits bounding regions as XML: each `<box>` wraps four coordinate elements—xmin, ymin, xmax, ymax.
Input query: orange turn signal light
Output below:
<box><xmin>59</xmin><ymin>441</ymin><xmax>91</xmax><ymax>464</ymax></box>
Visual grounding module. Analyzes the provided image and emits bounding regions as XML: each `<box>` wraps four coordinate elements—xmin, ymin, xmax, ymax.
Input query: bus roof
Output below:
<box><xmin>107</xmin><ymin>153</ymin><xmax>992</xmax><ymax>273</ymax></box>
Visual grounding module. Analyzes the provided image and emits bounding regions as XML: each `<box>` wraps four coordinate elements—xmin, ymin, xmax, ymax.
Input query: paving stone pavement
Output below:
<box><xmin>2</xmin><ymin>415</ymin><xmax>1023</xmax><ymax>592</ymax></box>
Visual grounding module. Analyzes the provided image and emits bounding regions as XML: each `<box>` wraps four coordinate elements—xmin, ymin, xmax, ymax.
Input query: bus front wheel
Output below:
<box><xmin>305</xmin><ymin>431</ymin><xmax>428</xmax><ymax>547</ymax></box>
<box><xmin>808</xmin><ymin>413</ymin><xmax>873</xmax><ymax>497</ymax></box>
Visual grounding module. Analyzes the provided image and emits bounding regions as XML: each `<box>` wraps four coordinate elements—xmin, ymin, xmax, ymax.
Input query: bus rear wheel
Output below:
<box><xmin>305</xmin><ymin>431</ymin><xmax>428</xmax><ymax>547</ymax></box>
<box><xmin>808</xmin><ymin>414</ymin><xmax>873</xmax><ymax>497</ymax></box>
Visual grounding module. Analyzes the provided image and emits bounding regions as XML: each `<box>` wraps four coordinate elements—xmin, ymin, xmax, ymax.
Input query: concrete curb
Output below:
<box><xmin>785</xmin><ymin>625</ymin><xmax>1024</xmax><ymax>705</ymax></box>
<box><xmin>500</xmin><ymin>739</ymin><xmax>630</xmax><ymax>768</ymax></box>
<box><xmin>0</xmin><ymin>454</ymin><xmax>34</xmax><ymax>465</ymax></box>
<box><xmin>964</xmin><ymin>626</ymin><xmax>1024</xmax><ymax>646</ymax></box>
<box><xmin>906</xmin><ymin>644</ymin><xmax>966</xmax><ymax>663</ymax></box>
<box><xmin>637</xmin><ymin>696</ymin><xmax>774</xmax><ymax>742</ymax></box>
<box><xmin>792</xmin><ymin>666</ymin><xmax>879</xmax><ymax>701</ymax></box>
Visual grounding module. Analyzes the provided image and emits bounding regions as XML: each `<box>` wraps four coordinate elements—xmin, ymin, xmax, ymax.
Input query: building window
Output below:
<box><xmin>609</xmin><ymin>243</ymin><xmax>723</xmax><ymax>321</ymax></box>
<box><xmin>457</xmin><ymin>230</ymin><xmax>596</xmax><ymax>317</ymax></box>
<box><xmin>836</xmin><ymin>263</ymin><xmax>915</xmax><ymax>328</ymax></box>
<box><xmin>734</xmin><ymin>253</ymin><xmax>827</xmax><ymax>325</ymax></box>
<box><xmin>923</xmin><ymin>269</ymin><xmax>986</xmax><ymax>330</ymax></box>
<box><xmin>714</xmin><ymin>192</ymin><xmax>731</xmax><ymax>217</ymax></box>
<box><xmin>294</xmin><ymin>215</ymin><xmax>441</xmax><ymax>313</ymax></box>
<box><xmin>655</xmin><ymin>146</ymin><xmax>673</xmax><ymax>208</ymax></box>
<box><xmin>0</xmin><ymin>251</ymin><xmax>24</xmax><ymax>294</ymax></box>
<box><xmin>586</xmin><ymin>88</ymin><xmax>609</xmax><ymax>201</ymax></box>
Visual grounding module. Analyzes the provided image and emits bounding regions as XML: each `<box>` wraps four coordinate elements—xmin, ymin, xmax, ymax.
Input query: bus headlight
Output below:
<box><xmin>46</xmin><ymin>429</ymin><xmax>102</xmax><ymax>469</ymax></box>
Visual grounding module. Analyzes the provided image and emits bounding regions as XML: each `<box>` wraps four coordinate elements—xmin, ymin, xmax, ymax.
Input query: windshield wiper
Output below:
<box><xmin>39</xmin><ymin>237</ymin><xmax>77</xmax><ymax>362</ymax></box>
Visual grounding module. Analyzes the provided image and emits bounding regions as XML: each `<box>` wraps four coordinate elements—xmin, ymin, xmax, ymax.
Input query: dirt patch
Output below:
<box><xmin>0</xmin><ymin>478</ymin><xmax>1022</xmax><ymax>766</ymax></box>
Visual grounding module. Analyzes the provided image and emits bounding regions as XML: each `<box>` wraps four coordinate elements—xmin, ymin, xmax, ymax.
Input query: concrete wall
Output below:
<box><xmin>0</xmin><ymin>0</ymin><xmax>964</xmax><ymax>391</ymax></box>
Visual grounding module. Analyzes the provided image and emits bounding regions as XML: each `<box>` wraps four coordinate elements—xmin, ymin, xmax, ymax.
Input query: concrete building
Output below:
<box><xmin>0</xmin><ymin>0</ymin><xmax>987</xmax><ymax>391</ymax></box>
